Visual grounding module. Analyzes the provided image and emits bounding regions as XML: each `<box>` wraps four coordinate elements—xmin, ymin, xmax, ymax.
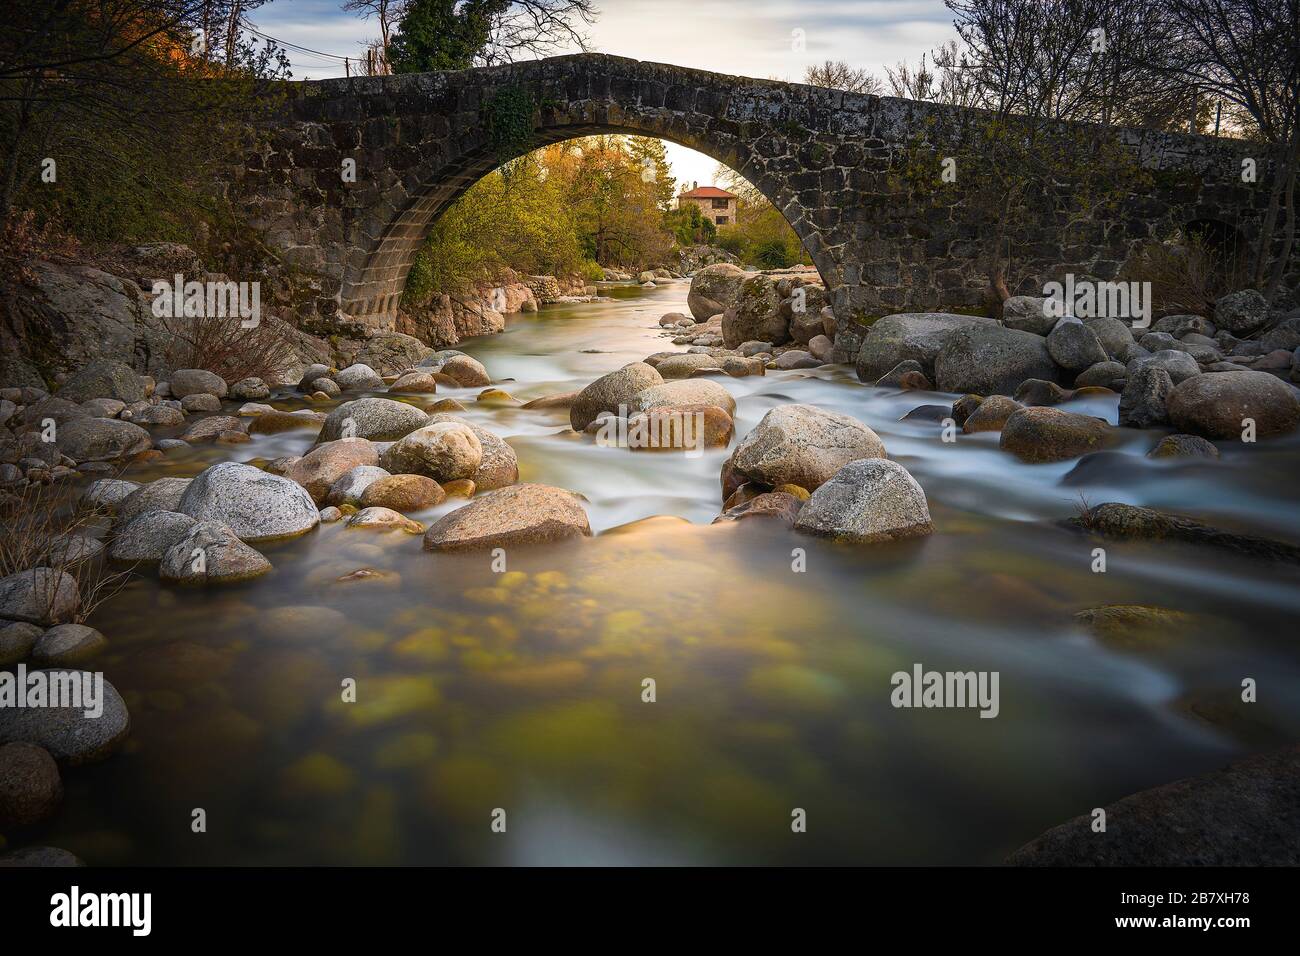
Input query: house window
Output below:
<box><xmin>711</xmin><ymin>198</ymin><xmax>728</xmax><ymax>209</ymax></box>
<box><xmin>715</xmin><ymin>216</ymin><xmax>729</xmax><ymax>225</ymax></box>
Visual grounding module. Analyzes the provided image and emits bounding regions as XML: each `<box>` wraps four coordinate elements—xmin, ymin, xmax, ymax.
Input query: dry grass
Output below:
<box><xmin>160</xmin><ymin>311</ymin><xmax>299</xmax><ymax>385</ymax></box>
<box><xmin>1119</xmin><ymin>234</ymin><xmax>1246</xmax><ymax>320</ymax></box>
<box><xmin>0</xmin><ymin>478</ymin><xmax>136</xmax><ymax>625</ymax></box>
<box><xmin>1072</xmin><ymin>492</ymin><xmax>1098</xmax><ymax>530</ymax></box>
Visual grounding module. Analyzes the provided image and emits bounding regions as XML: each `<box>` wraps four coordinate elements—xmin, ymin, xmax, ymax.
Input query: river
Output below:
<box><xmin>46</xmin><ymin>279</ymin><xmax>1300</xmax><ymax>865</ymax></box>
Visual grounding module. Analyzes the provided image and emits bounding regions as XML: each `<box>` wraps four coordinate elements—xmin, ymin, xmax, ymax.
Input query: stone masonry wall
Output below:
<box><xmin>233</xmin><ymin>53</ymin><xmax>1293</xmax><ymax>340</ymax></box>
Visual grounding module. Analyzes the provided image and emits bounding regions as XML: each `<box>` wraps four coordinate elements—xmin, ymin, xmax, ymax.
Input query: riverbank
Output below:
<box><xmin>2</xmin><ymin>279</ymin><xmax>1299</xmax><ymax>865</ymax></box>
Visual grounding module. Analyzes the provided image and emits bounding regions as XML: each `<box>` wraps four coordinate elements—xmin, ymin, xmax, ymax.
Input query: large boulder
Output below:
<box><xmin>1001</xmin><ymin>295</ymin><xmax>1059</xmax><ymax>335</ymax></box>
<box><xmin>714</xmin><ymin>491</ymin><xmax>805</xmax><ymax>525</ymax></box>
<box><xmin>653</xmin><ymin>353</ymin><xmax>726</xmax><ymax>378</ymax></box>
<box><xmin>0</xmin><ymin>569</ymin><xmax>80</xmax><ymax>626</ymax></box>
<box><xmin>570</xmin><ymin>362</ymin><xmax>663</xmax><ymax>431</ymax></box>
<box><xmin>83</xmin><ymin>478</ymin><xmax>139</xmax><ymax>512</ymax></box>
<box><xmin>439</xmin><ymin>355</ymin><xmax>491</xmax><ymax>387</ymax></box>
<box><xmin>247</xmin><ymin>409</ymin><xmax>325</xmax><ymax>435</ymax></box>
<box><xmin>160</xmin><ymin>521</ymin><xmax>272</xmax><ymax>584</ymax></box>
<box><xmin>1083</xmin><ymin>316</ymin><xmax>1137</xmax><ymax>358</ymax></box>
<box><xmin>325</xmin><ymin>465</ymin><xmax>391</xmax><ymax>507</ymax></box>
<box><xmin>334</xmin><ymin>363</ymin><xmax>384</xmax><ymax>390</ymax></box>
<box><xmin>180</xmin><ymin>415</ymin><xmax>246</xmax><ymax>443</ymax></box>
<box><xmin>379</xmin><ymin>421</ymin><xmax>482</xmax><ymax>482</ymax></box>
<box><xmin>1065</xmin><ymin>501</ymin><xmax>1300</xmax><ymax>563</ymax></box>
<box><xmin>354</xmin><ymin>331</ymin><xmax>435</xmax><ymax>374</ymax></box>
<box><xmin>627</xmin><ymin>379</ymin><xmax>736</xmax><ymax>418</ymax></box>
<box><xmin>0</xmin><ymin>742</ymin><xmax>63</xmax><ymax>826</ymax></box>
<box><xmin>423</xmin><ymin>483</ymin><xmax>592</xmax><ymax>552</ymax></box>
<box><xmin>961</xmin><ymin>395</ymin><xmax>1023</xmax><ymax>433</ymax></box>
<box><xmin>0</xmin><ymin>670</ymin><xmax>130</xmax><ymax>766</ymax></box>
<box><xmin>54</xmin><ymin>417</ymin><xmax>151</xmax><ymax>462</ymax></box>
<box><xmin>108</xmin><ymin>511</ymin><xmax>197</xmax><ymax>564</ymax></box>
<box><xmin>282</xmin><ymin>439</ymin><xmax>379</xmax><ymax>504</ymax></box>
<box><xmin>1128</xmin><ymin>349</ymin><xmax>1200</xmax><ymax>385</ymax></box>
<box><xmin>1118</xmin><ymin>364</ymin><xmax>1174</xmax><ymax>428</ymax></box>
<box><xmin>177</xmin><ymin>461</ymin><xmax>320</xmax><ymax>542</ymax></box>
<box><xmin>19</xmin><ymin>397</ymin><xmax>87</xmax><ymax>429</ymax></box>
<box><xmin>1166</xmin><ymin>370</ymin><xmax>1300</xmax><ymax>440</ymax></box>
<box><xmin>1000</xmin><ymin>407</ymin><xmax>1113</xmax><ymax>462</ymax></box>
<box><xmin>1046</xmin><ymin>318</ymin><xmax>1109</xmax><ymax>372</ymax></box>
<box><xmin>359</xmin><ymin>474</ymin><xmax>445</xmax><ymax>512</ymax></box>
<box><xmin>793</xmin><ymin>459</ymin><xmax>933</xmax><ymax>543</ymax></box>
<box><xmin>55</xmin><ymin>360</ymin><xmax>145</xmax><ymax>404</ymax></box>
<box><xmin>1007</xmin><ymin>745</ymin><xmax>1300</xmax><ymax>865</ymax></box>
<box><xmin>8</xmin><ymin>261</ymin><xmax>152</xmax><ymax>377</ymax></box>
<box><xmin>934</xmin><ymin>324</ymin><xmax>1058</xmax><ymax>396</ymax></box>
<box><xmin>126</xmin><ymin>404</ymin><xmax>185</xmax><ymax>427</ymax></box>
<box><xmin>730</xmin><ymin>404</ymin><xmax>886</xmax><ymax>491</ymax></box>
<box><xmin>687</xmin><ymin>263</ymin><xmax>748</xmax><ymax>321</ymax></box>
<box><xmin>0</xmin><ymin>622</ymin><xmax>43</xmax><ymax>666</ymax></box>
<box><xmin>723</xmin><ymin>274</ymin><xmax>788</xmax><ymax>348</ymax></box>
<box><xmin>32</xmin><ymin>624</ymin><xmax>106</xmax><ymax>667</ymax></box>
<box><xmin>626</xmin><ymin>405</ymin><xmax>735</xmax><ymax>451</ymax></box>
<box><xmin>229</xmin><ymin>377</ymin><xmax>270</xmax><ymax>400</ymax></box>
<box><xmin>1213</xmin><ymin>289</ymin><xmax>1269</xmax><ymax>335</ymax></box>
<box><xmin>169</xmin><ymin>369</ymin><xmax>228</xmax><ymax>399</ymax></box>
<box><xmin>345</xmin><ymin>506</ymin><xmax>425</xmax><ymax>533</ymax></box>
<box><xmin>116</xmin><ymin>476</ymin><xmax>192</xmax><ymax>523</ymax></box>
<box><xmin>857</xmin><ymin>313</ymin><xmax>997</xmax><ymax>383</ymax></box>
<box><xmin>388</xmin><ymin>370</ymin><xmax>440</xmax><ymax>393</ymax></box>
<box><xmin>425</xmin><ymin>413</ymin><xmax>518</xmax><ymax>490</ymax></box>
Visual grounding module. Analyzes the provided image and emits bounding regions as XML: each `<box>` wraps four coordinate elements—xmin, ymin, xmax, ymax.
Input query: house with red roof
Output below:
<box><xmin>675</xmin><ymin>182</ymin><xmax>737</xmax><ymax>226</ymax></box>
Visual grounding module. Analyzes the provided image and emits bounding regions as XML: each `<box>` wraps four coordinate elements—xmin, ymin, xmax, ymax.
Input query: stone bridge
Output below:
<box><xmin>237</xmin><ymin>53</ymin><xmax>1286</xmax><ymax>339</ymax></box>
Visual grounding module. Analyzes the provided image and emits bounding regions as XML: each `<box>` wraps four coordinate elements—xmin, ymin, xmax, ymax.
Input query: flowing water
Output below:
<box><xmin>35</xmin><ymin>280</ymin><xmax>1300</xmax><ymax>865</ymax></box>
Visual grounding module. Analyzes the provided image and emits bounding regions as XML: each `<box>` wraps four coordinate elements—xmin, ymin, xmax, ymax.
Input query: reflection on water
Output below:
<box><xmin>38</xmin><ymin>280</ymin><xmax>1300</xmax><ymax>865</ymax></box>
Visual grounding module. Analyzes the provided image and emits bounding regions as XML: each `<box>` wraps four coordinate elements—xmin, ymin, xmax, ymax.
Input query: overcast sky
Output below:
<box><xmin>251</xmin><ymin>0</ymin><xmax>958</xmax><ymax>188</ymax></box>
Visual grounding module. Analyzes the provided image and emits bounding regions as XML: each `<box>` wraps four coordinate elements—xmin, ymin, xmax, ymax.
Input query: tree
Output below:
<box><xmin>0</xmin><ymin>0</ymin><xmax>288</xmax><ymax>236</ymax></box>
<box><xmin>627</xmin><ymin>136</ymin><xmax>675</xmax><ymax>210</ymax></box>
<box><xmin>388</xmin><ymin>0</ymin><xmax>502</xmax><ymax>72</ymax></box>
<box><xmin>1149</xmin><ymin>0</ymin><xmax>1299</xmax><ymax>298</ymax></box>
<box><xmin>886</xmin><ymin>42</ymin><xmax>976</xmax><ymax>107</ymax></box>
<box><xmin>388</xmin><ymin>0</ymin><xmax>595</xmax><ymax>73</ymax></box>
<box><xmin>664</xmin><ymin>204</ymin><xmax>715</xmax><ymax>246</ymax></box>
<box><xmin>804</xmin><ymin>60</ymin><xmax>881</xmax><ymax>95</ymax></box>
<box><xmin>711</xmin><ymin>162</ymin><xmax>810</xmax><ymax>268</ymax></box>
<box><xmin>933</xmin><ymin>0</ymin><xmax>1166</xmax><ymax>305</ymax></box>
<box><xmin>343</xmin><ymin>0</ymin><xmax>407</xmax><ymax>54</ymax></box>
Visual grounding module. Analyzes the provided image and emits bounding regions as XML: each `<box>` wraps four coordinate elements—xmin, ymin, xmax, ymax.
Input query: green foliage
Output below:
<box><xmin>405</xmin><ymin>156</ymin><xmax>585</xmax><ymax>299</ymax></box>
<box><xmin>404</xmin><ymin>134</ymin><xmax>813</xmax><ymax>308</ymax></box>
<box><xmin>577</xmin><ymin>260</ymin><xmax>608</xmax><ymax>282</ymax></box>
<box><xmin>664</xmin><ymin>204</ymin><xmax>716</xmax><ymax>245</ymax></box>
<box><xmin>388</xmin><ymin>0</ymin><xmax>506</xmax><ymax>73</ymax></box>
<box><xmin>0</xmin><ymin>1</ymin><xmax>289</xmax><ymax>246</ymax></box>
<box><xmin>487</xmin><ymin>85</ymin><xmax>537</xmax><ymax>161</ymax></box>
<box><xmin>717</xmin><ymin>203</ymin><xmax>808</xmax><ymax>269</ymax></box>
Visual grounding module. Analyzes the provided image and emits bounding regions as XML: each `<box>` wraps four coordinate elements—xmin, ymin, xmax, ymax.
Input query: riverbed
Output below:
<box><xmin>43</xmin><ymin>280</ymin><xmax>1300</xmax><ymax>865</ymax></box>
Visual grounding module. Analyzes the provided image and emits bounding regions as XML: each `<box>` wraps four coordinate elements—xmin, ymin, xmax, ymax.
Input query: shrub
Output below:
<box><xmin>161</xmin><ymin>312</ymin><xmax>300</xmax><ymax>384</ymax></box>
<box><xmin>0</xmin><ymin>480</ymin><xmax>135</xmax><ymax>625</ymax></box>
<box><xmin>1119</xmin><ymin>234</ymin><xmax>1246</xmax><ymax>318</ymax></box>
